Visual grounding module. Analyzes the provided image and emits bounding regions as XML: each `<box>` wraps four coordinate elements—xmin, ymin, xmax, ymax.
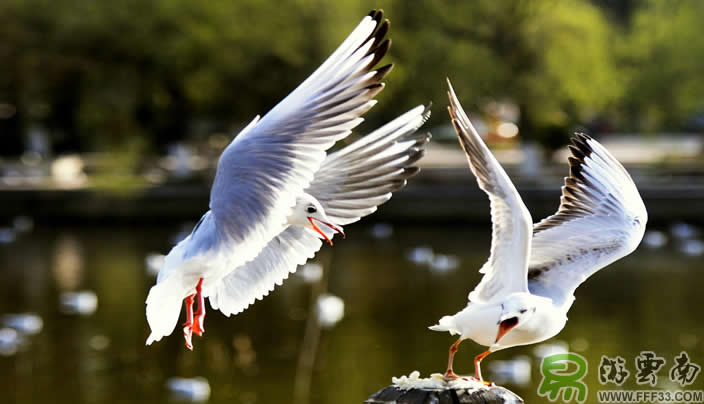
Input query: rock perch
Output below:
<box><xmin>365</xmin><ymin>371</ymin><xmax>523</xmax><ymax>404</ymax></box>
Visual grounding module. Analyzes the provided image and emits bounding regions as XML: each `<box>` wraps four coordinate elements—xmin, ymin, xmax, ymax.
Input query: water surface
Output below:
<box><xmin>0</xmin><ymin>223</ymin><xmax>702</xmax><ymax>404</ymax></box>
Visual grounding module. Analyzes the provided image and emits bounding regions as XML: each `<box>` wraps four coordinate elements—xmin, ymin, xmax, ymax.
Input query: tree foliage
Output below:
<box><xmin>620</xmin><ymin>0</ymin><xmax>704</xmax><ymax>131</ymax></box>
<box><xmin>0</xmin><ymin>0</ymin><xmax>701</xmax><ymax>156</ymax></box>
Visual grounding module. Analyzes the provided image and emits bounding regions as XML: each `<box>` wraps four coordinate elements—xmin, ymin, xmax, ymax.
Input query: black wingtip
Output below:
<box><xmin>370</xmin><ymin>20</ymin><xmax>389</xmax><ymax>48</ymax></box>
<box><xmin>373</xmin><ymin>63</ymin><xmax>394</xmax><ymax>81</ymax></box>
<box><xmin>360</xmin><ymin>12</ymin><xmax>389</xmax><ymax>56</ymax></box>
<box><xmin>363</xmin><ymin>83</ymin><xmax>385</xmax><ymax>99</ymax></box>
<box><xmin>422</xmin><ymin>101</ymin><xmax>433</xmax><ymax>118</ymax></box>
<box><xmin>570</xmin><ymin>133</ymin><xmax>593</xmax><ymax>160</ymax></box>
<box><xmin>368</xmin><ymin>9</ymin><xmax>384</xmax><ymax>23</ymax></box>
<box><xmin>375</xmin><ymin>37</ymin><xmax>391</xmax><ymax>55</ymax></box>
<box><xmin>573</xmin><ymin>132</ymin><xmax>592</xmax><ymax>141</ymax></box>
<box><xmin>568</xmin><ymin>145</ymin><xmax>585</xmax><ymax>161</ymax></box>
<box><xmin>365</xmin><ymin>82</ymin><xmax>384</xmax><ymax>91</ymax></box>
<box><xmin>364</xmin><ymin>38</ymin><xmax>391</xmax><ymax>69</ymax></box>
<box><xmin>402</xmin><ymin>166</ymin><xmax>421</xmax><ymax>178</ymax></box>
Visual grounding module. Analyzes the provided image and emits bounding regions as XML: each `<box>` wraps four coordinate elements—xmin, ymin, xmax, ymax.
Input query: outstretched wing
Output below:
<box><xmin>209</xmin><ymin>226</ymin><xmax>322</xmax><ymax>316</ymax></box>
<box><xmin>447</xmin><ymin>80</ymin><xmax>532</xmax><ymax>304</ymax></box>
<box><xmin>527</xmin><ymin>134</ymin><xmax>647</xmax><ymax>309</ymax></box>
<box><xmin>208</xmin><ymin>105</ymin><xmax>432</xmax><ymax>316</ymax></box>
<box><xmin>204</xmin><ymin>11</ymin><xmax>391</xmax><ymax>273</ymax></box>
<box><xmin>306</xmin><ymin>104</ymin><xmax>431</xmax><ymax>225</ymax></box>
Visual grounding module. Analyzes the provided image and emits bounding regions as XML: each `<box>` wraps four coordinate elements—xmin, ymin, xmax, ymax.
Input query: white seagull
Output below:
<box><xmin>430</xmin><ymin>80</ymin><xmax>647</xmax><ymax>382</ymax></box>
<box><xmin>146</xmin><ymin>10</ymin><xmax>432</xmax><ymax>350</ymax></box>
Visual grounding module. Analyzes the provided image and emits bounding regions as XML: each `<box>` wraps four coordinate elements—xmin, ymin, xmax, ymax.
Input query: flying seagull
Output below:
<box><xmin>430</xmin><ymin>80</ymin><xmax>647</xmax><ymax>382</ymax></box>
<box><xmin>146</xmin><ymin>10</ymin><xmax>431</xmax><ymax>350</ymax></box>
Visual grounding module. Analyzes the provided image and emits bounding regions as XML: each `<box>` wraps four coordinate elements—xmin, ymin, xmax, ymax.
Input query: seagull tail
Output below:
<box><xmin>428</xmin><ymin>315</ymin><xmax>461</xmax><ymax>336</ymax></box>
<box><xmin>145</xmin><ymin>277</ymin><xmax>187</xmax><ymax>345</ymax></box>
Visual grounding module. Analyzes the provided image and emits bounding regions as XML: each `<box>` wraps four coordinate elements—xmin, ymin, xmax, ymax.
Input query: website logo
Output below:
<box><xmin>537</xmin><ymin>351</ymin><xmax>703</xmax><ymax>403</ymax></box>
<box><xmin>537</xmin><ymin>352</ymin><xmax>589</xmax><ymax>403</ymax></box>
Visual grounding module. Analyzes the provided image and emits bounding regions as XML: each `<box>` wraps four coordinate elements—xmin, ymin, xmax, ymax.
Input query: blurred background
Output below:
<box><xmin>1</xmin><ymin>0</ymin><xmax>703</xmax><ymax>403</ymax></box>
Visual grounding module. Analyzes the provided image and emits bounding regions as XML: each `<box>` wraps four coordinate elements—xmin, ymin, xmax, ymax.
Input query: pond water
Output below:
<box><xmin>0</xmin><ymin>222</ymin><xmax>702</xmax><ymax>404</ymax></box>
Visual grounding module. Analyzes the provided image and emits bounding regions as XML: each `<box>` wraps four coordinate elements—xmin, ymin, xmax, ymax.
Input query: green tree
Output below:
<box><xmin>385</xmin><ymin>0</ymin><xmax>622</xmax><ymax>149</ymax></box>
<box><xmin>2</xmin><ymin>0</ymin><xmax>683</xmax><ymax>156</ymax></box>
<box><xmin>620</xmin><ymin>0</ymin><xmax>704</xmax><ymax>131</ymax></box>
<box><xmin>0</xmin><ymin>0</ymin><xmax>329</xmax><ymax>154</ymax></box>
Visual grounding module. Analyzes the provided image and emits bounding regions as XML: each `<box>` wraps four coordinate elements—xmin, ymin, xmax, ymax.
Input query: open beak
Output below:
<box><xmin>495</xmin><ymin>316</ymin><xmax>519</xmax><ymax>343</ymax></box>
<box><xmin>308</xmin><ymin>217</ymin><xmax>345</xmax><ymax>246</ymax></box>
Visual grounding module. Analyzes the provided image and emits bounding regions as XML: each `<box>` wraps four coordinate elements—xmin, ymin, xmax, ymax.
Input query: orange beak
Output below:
<box><xmin>308</xmin><ymin>217</ymin><xmax>345</xmax><ymax>246</ymax></box>
<box><xmin>495</xmin><ymin>317</ymin><xmax>518</xmax><ymax>343</ymax></box>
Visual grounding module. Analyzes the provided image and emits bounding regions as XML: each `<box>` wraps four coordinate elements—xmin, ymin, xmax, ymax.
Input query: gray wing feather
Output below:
<box><xmin>528</xmin><ymin>134</ymin><xmax>647</xmax><ymax>308</ymax></box>
<box><xmin>447</xmin><ymin>80</ymin><xmax>533</xmax><ymax>303</ymax></box>
<box><xmin>305</xmin><ymin>104</ymin><xmax>431</xmax><ymax>225</ymax></box>
<box><xmin>205</xmin><ymin>12</ymin><xmax>391</xmax><ymax>272</ymax></box>
<box><xmin>209</xmin><ymin>226</ymin><xmax>322</xmax><ymax>316</ymax></box>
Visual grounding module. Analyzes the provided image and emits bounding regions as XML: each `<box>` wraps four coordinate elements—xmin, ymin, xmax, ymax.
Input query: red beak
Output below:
<box><xmin>308</xmin><ymin>217</ymin><xmax>345</xmax><ymax>246</ymax></box>
<box><xmin>495</xmin><ymin>317</ymin><xmax>519</xmax><ymax>343</ymax></box>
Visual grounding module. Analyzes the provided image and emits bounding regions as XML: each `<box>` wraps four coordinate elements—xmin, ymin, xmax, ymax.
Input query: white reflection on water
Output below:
<box><xmin>52</xmin><ymin>234</ymin><xmax>84</xmax><ymax>291</ymax></box>
<box><xmin>2</xmin><ymin>313</ymin><xmax>43</xmax><ymax>335</ymax></box>
<box><xmin>0</xmin><ymin>328</ymin><xmax>23</xmax><ymax>356</ymax></box>
<box><xmin>166</xmin><ymin>377</ymin><xmax>211</xmax><ymax>402</ymax></box>
<box><xmin>315</xmin><ymin>294</ymin><xmax>344</xmax><ymax>328</ymax></box>
<box><xmin>59</xmin><ymin>291</ymin><xmax>98</xmax><ymax>316</ymax></box>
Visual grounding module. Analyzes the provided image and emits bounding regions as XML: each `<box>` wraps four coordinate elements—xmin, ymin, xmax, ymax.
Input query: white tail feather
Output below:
<box><xmin>145</xmin><ymin>277</ymin><xmax>187</xmax><ymax>345</ymax></box>
<box><xmin>429</xmin><ymin>315</ymin><xmax>461</xmax><ymax>336</ymax></box>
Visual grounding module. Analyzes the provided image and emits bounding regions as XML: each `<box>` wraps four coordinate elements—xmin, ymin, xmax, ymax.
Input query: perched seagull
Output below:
<box><xmin>146</xmin><ymin>10</ymin><xmax>432</xmax><ymax>350</ymax></box>
<box><xmin>430</xmin><ymin>80</ymin><xmax>647</xmax><ymax>382</ymax></box>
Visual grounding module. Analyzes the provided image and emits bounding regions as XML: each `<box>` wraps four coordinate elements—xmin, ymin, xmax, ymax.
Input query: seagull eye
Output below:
<box><xmin>306</xmin><ymin>206</ymin><xmax>317</xmax><ymax>214</ymax></box>
<box><xmin>519</xmin><ymin>309</ymin><xmax>527</xmax><ymax>314</ymax></box>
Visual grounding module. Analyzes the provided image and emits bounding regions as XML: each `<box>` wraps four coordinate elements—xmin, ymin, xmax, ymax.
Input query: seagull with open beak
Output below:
<box><xmin>145</xmin><ymin>9</ymin><xmax>433</xmax><ymax>351</ymax></box>
<box><xmin>289</xmin><ymin>192</ymin><xmax>345</xmax><ymax>246</ymax></box>
<box><xmin>430</xmin><ymin>80</ymin><xmax>646</xmax><ymax>384</ymax></box>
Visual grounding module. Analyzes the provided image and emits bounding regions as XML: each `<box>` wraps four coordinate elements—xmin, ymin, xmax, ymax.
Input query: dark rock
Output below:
<box><xmin>365</xmin><ymin>386</ymin><xmax>523</xmax><ymax>404</ymax></box>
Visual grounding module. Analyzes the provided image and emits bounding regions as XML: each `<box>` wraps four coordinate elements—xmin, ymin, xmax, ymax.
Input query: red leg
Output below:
<box><xmin>474</xmin><ymin>350</ymin><xmax>493</xmax><ymax>385</ymax></box>
<box><xmin>192</xmin><ymin>278</ymin><xmax>205</xmax><ymax>336</ymax></box>
<box><xmin>443</xmin><ymin>338</ymin><xmax>463</xmax><ymax>380</ymax></box>
<box><xmin>182</xmin><ymin>293</ymin><xmax>195</xmax><ymax>350</ymax></box>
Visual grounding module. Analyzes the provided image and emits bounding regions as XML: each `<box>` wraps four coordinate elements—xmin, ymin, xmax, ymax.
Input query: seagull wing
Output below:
<box><xmin>205</xmin><ymin>11</ymin><xmax>391</xmax><ymax>272</ymax></box>
<box><xmin>306</xmin><ymin>104</ymin><xmax>431</xmax><ymax>226</ymax></box>
<box><xmin>447</xmin><ymin>80</ymin><xmax>532</xmax><ymax>304</ymax></box>
<box><xmin>207</xmin><ymin>105</ymin><xmax>431</xmax><ymax>316</ymax></box>
<box><xmin>527</xmin><ymin>134</ymin><xmax>647</xmax><ymax>308</ymax></box>
<box><xmin>209</xmin><ymin>226</ymin><xmax>322</xmax><ymax>316</ymax></box>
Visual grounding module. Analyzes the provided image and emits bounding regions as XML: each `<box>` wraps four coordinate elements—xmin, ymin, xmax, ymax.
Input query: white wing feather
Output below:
<box><xmin>205</xmin><ymin>12</ymin><xmax>391</xmax><ymax>277</ymax></box>
<box><xmin>447</xmin><ymin>80</ymin><xmax>532</xmax><ymax>304</ymax></box>
<box><xmin>307</xmin><ymin>104</ymin><xmax>431</xmax><ymax>225</ymax></box>
<box><xmin>209</xmin><ymin>226</ymin><xmax>323</xmax><ymax>316</ymax></box>
<box><xmin>527</xmin><ymin>134</ymin><xmax>647</xmax><ymax>309</ymax></box>
<box><xmin>208</xmin><ymin>105</ymin><xmax>431</xmax><ymax>316</ymax></box>
<box><xmin>146</xmin><ymin>11</ymin><xmax>390</xmax><ymax>343</ymax></box>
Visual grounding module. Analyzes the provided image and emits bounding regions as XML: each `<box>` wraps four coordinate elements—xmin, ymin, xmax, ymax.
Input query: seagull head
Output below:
<box><xmin>495</xmin><ymin>293</ymin><xmax>539</xmax><ymax>343</ymax></box>
<box><xmin>289</xmin><ymin>193</ymin><xmax>344</xmax><ymax>245</ymax></box>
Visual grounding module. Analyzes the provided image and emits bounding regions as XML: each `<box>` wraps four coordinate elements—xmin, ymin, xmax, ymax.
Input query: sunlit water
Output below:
<box><xmin>0</xmin><ymin>222</ymin><xmax>702</xmax><ymax>404</ymax></box>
